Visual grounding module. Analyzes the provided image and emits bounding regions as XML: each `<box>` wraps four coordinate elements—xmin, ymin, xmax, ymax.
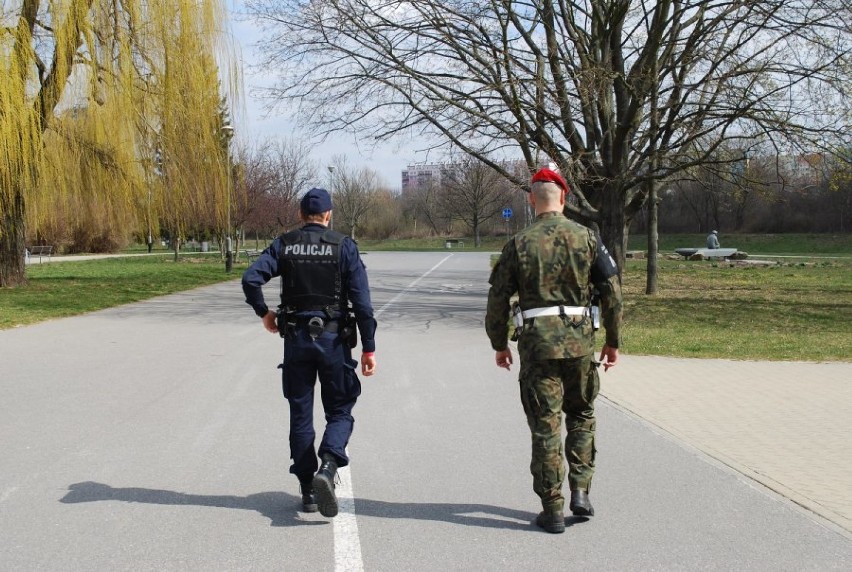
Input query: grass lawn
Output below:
<box><xmin>620</xmin><ymin>258</ymin><xmax>851</xmax><ymax>361</ymax></box>
<box><xmin>626</xmin><ymin>232</ymin><xmax>852</xmax><ymax>255</ymax></box>
<box><xmin>1</xmin><ymin>254</ymin><xmax>236</xmax><ymax>329</ymax></box>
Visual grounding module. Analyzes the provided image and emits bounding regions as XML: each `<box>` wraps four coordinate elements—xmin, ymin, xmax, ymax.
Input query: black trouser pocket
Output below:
<box><xmin>342</xmin><ymin>358</ymin><xmax>362</xmax><ymax>400</ymax></box>
<box><xmin>278</xmin><ymin>362</ymin><xmax>292</xmax><ymax>398</ymax></box>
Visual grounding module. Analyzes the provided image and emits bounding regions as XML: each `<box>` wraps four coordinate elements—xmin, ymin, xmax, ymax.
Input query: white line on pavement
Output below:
<box><xmin>376</xmin><ymin>254</ymin><xmax>454</xmax><ymax>317</ymax></box>
<box><xmin>334</xmin><ymin>464</ymin><xmax>363</xmax><ymax>572</ymax></box>
<box><xmin>334</xmin><ymin>254</ymin><xmax>454</xmax><ymax>572</ymax></box>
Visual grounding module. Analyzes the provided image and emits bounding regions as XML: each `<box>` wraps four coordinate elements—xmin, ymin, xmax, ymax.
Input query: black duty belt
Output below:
<box><xmin>298</xmin><ymin>316</ymin><xmax>339</xmax><ymax>339</ymax></box>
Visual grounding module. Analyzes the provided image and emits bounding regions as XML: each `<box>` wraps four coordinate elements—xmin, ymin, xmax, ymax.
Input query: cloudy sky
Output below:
<box><xmin>225</xmin><ymin>1</ymin><xmax>426</xmax><ymax>189</ymax></box>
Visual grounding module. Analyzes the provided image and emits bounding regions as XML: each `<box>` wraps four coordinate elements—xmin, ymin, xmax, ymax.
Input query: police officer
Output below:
<box><xmin>485</xmin><ymin>168</ymin><xmax>622</xmax><ymax>534</ymax></box>
<box><xmin>242</xmin><ymin>187</ymin><xmax>377</xmax><ymax>518</ymax></box>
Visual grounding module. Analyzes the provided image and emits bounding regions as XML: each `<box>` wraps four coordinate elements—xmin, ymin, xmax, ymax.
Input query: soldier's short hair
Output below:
<box><xmin>530</xmin><ymin>180</ymin><xmax>564</xmax><ymax>203</ymax></box>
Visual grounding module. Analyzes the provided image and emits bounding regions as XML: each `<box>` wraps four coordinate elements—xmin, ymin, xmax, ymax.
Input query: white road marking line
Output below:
<box><xmin>334</xmin><ymin>255</ymin><xmax>453</xmax><ymax>572</ymax></box>
<box><xmin>376</xmin><ymin>254</ymin><xmax>454</xmax><ymax>317</ymax></box>
<box><xmin>334</xmin><ymin>463</ymin><xmax>363</xmax><ymax>572</ymax></box>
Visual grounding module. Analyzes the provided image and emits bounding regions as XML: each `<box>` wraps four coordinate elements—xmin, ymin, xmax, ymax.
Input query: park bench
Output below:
<box><xmin>242</xmin><ymin>249</ymin><xmax>261</xmax><ymax>262</ymax></box>
<box><xmin>674</xmin><ymin>247</ymin><xmax>738</xmax><ymax>260</ymax></box>
<box><xmin>444</xmin><ymin>239</ymin><xmax>465</xmax><ymax>249</ymax></box>
<box><xmin>27</xmin><ymin>245</ymin><xmax>54</xmax><ymax>262</ymax></box>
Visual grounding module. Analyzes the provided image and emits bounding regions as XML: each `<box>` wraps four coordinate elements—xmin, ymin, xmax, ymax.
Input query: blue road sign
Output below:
<box><xmin>502</xmin><ymin>208</ymin><xmax>513</xmax><ymax>219</ymax></box>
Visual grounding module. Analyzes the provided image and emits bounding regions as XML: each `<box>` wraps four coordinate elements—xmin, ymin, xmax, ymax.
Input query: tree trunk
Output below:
<box><xmin>474</xmin><ymin>215</ymin><xmax>481</xmax><ymax>247</ymax></box>
<box><xmin>646</xmin><ymin>180</ymin><xmax>659</xmax><ymax>295</ymax></box>
<box><xmin>597</xmin><ymin>185</ymin><xmax>628</xmax><ymax>278</ymax></box>
<box><xmin>0</xmin><ymin>187</ymin><xmax>27</xmax><ymax>287</ymax></box>
<box><xmin>173</xmin><ymin>234</ymin><xmax>180</xmax><ymax>262</ymax></box>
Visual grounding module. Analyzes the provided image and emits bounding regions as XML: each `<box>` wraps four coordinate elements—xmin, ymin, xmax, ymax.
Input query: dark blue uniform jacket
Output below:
<box><xmin>241</xmin><ymin>224</ymin><xmax>377</xmax><ymax>353</ymax></box>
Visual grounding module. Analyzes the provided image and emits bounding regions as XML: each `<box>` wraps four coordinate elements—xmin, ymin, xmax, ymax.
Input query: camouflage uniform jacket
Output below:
<box><xmin>485</xmin><ymin>211</ymin><xmax>623</xmax><ymax>362</ymax></box>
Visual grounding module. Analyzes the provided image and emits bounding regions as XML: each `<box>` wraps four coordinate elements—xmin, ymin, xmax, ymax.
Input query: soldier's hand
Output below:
<box><xmin>599</xmin><ymin>345</ymin><xmax>618</xmax><ymax>372</ymax></box>
<box><xmin>495</xmin><ymin>349</ymin><xmax>513</xmax><ymax>371</ymax></box>
<box><xmin>361</xmin><ymin>352</ymin><xmax>376</xmax><ymax>376</ymax></box>
<box><xmin>262</xmin><ymin>310</ymin><xmax>278</xmax><ymax>334</ymax></box>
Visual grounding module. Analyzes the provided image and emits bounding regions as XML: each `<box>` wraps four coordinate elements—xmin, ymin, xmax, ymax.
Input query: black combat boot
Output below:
<box><xmin>299</xmin><ymin>479</ymin><xmax>318</xmax><ymax>513</ymax></box>
<box><xmin>569</xmin><ymin>490</ymin><xmax>594</xmax><ymax>516</ymax></box>
<box><xmin>535</xmin><ymin>509</ymin><xmax>566</xmax><ymax>534</ymax></box>
<box><xmin>313</xmin><ymin>454</ymin><xmax>339</xmax><ymax>518</ymax></box>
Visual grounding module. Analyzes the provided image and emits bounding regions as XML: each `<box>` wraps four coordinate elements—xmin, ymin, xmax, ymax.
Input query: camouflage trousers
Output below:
<box><xmin>518</xmin><ymin>354</ymin><xmax>599</xmax><ymax>512</ymax></box>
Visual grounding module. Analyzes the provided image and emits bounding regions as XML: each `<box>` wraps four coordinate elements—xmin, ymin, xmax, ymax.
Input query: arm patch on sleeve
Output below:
<box><xmin>591</xmin><ymin>236</ymin><xmax>619</xmax><ymax>282</ymax></box>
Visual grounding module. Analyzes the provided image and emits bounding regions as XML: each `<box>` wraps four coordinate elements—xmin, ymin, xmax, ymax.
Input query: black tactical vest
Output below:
<box><xmin>277</xmin><ymin>228</ymin><xmax>344</xmax><ymax>312</ymax></box>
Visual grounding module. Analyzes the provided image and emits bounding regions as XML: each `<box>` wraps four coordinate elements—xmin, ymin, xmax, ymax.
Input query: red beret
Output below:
<box><xmin>530</xmin><ymin>168</ymin><xmax>569</xmax><ymax>194</ymax></box>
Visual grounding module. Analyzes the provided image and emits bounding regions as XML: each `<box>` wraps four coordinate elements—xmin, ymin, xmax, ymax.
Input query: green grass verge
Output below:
<box><xmin>627</xmin><ymin>233</ymin><xmax>852</xmax><ymax>255</ymax></box>
<box><xmin>620</xmin><ymin>258</ymin><xmax>851</xmax><ymax>361</ymax></box>
<box><xmin>1</xmin><ymin>254</ymin><xmax>239</xmax><ymax>329</ymax></box>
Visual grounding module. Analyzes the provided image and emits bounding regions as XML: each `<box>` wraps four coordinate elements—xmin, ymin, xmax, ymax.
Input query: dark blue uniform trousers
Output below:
<box><xmin>281</xmin><ymin>327</ymin><xmax>361</xmax><ymax>481</ymax></box>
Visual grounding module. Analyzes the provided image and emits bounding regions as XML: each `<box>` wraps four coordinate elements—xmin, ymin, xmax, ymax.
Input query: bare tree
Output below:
<box><xmin>332</xmin><ymin>162</ymin><xmax>379</xmax><ymax>241</ymax></box>
<box><xmin>439</xmin><ymin>159</ymin><xmax>516</xmax><ymax>247</ymax></box>
<box><xmin>404</xmin><ymin>180</ymin><xmax>453</xmax><ymax>236</ymax></box>
<box><xmin>240</xmin><ymin>139</ymin><xmax>316</xmax><ymax>246</ymax></box>
<box><xmin>238</xmin><ymin>143</ymin><xmax>281</xmax><ymax>247</ymax></box>
<box><xmin>405</xmin><ymin>179</ymin><xmax>453</xmax><ymax>235</ymax></box>
<box><xmin>246</xmin><ymin>0</ymin><xmax>850</xmax><ymax>270</ymax></box>
<box><xmin>364</xmin><ymin>189</ymin><xmax>404</xmax><ymax>240</ymax></box>
<box><xmin>826</xmin><ymin>155</ymin><xmax>852</xmax><ymax>232</ymax></box>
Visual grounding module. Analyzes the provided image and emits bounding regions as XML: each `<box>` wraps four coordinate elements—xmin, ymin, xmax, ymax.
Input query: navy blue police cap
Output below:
<box><xmin>300</xmin><ymin>187</ymin><xmax>333</xmax><ymax>214</ymax></box>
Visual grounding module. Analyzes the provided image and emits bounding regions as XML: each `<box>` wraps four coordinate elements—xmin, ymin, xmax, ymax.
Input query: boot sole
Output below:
<box><xmin>569</xmin><ymin>504</ymin><xmax>594</xmax><ymax>517</ymax></box>
<box><xmin>535</xmin><ymin>514</ymin><xmax>566</xmax><ymax>534</ymax></box>
<box><xmin>302</xmin><ymin>501</ymin><xmax>318</xmax><ymax>513</ymax></box>
<box><xmin>313</xmin><ymin>474</ymin><xmax>338</xmax><ymax>518</ymax></box>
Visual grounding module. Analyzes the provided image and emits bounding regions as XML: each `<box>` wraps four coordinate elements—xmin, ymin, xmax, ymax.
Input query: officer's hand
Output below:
<box><xmin>599</xmin><ymin>345</ymin><xmax>618</xmax><ymax>372</ymax></box>
<box><xmin>361</xmin><ymin>352</ymin><xmax>376</xmax><ymax>376</ymax></box>
<box><xmin>495</xmin><ymin>349</ymin><xmax>513</xmax><ymax>371</ymax></box>
<box><xmin>262</xmin><ymin>310</ymin><xmax>278</xmax><ymax>334</ymax></box>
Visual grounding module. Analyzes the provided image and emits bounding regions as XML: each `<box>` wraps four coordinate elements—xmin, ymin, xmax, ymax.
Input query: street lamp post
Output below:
<box><xmin>146</xmin><ymin>188</ymin><xmax>153</xmax><ymax>253</ymax></box>
<box><xmin>327</xmin><ymin>165</ymin><xmax>336</xmax><ymax>230</ymax></box>
<box><xmin>221</xmin><ymin>124</ymin><xmax>234</xmax><ymax>272</ymax></box>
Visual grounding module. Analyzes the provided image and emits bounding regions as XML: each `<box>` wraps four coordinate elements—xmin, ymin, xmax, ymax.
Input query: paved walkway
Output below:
<box><xmin>602</xmin><ymin>356</ymin><xmax>852</xmax><ymax>536</ymax></box>
<box><xmin>16</xmin><ymin>251</ymin><xmax>852</xmax><ymax>538</ymax></box>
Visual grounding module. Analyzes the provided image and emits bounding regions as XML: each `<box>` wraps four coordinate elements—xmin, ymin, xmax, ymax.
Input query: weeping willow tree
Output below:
<box><xmin>0</xmin><ymin>0</ymin><xmax>238</xmax><ymax>287</ymax></box>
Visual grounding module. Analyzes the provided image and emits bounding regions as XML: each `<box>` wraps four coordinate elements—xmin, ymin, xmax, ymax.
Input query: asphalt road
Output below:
<box><xmin>1</xmin><ymin>251</ymin><xmax>849</xmax><ymax>571</ymax></box>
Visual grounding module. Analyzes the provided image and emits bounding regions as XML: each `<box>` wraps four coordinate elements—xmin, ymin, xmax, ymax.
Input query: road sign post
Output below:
<box><xmin>503</xmin><ymin>208</ymin><xmax>513</xmax><ymax>239</ymax></box>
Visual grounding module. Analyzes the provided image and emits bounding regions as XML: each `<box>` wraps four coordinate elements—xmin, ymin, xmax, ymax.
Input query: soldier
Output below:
<box><xmin>485</xmin><ymin>168</ymin><xmax>623</xmax><ymax>534</ymax></box>
<box><xmin>242</xmin><ymin>188</ymin><xmax>377</xmax><ymax>518</ymax></box>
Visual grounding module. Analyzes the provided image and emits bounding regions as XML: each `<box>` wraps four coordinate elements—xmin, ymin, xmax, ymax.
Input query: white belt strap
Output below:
<box><xmin>523</xmin><ymin>306</ymin><xmax>587</xmax><ymax>319</ymax></box>
<box><xmin>513</xmin><ymin>305</ymin><xmax>588</xmax><ymax>327</ymax></box>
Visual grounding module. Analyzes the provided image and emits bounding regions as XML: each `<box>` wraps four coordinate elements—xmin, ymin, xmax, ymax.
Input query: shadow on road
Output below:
<box><xmin>60</xmin><ymin>481</ymin><xmax>318</xmax><ymax>528</ymax></box>
<box><xmin>60</xmin><ymin>481</ymin><xmax>588</xmax><ymax>531</ymax></box>
<box><xmin>353</xmin><ymin>497</ymin><xmax>588</xmax><ymax>532</ymax></box>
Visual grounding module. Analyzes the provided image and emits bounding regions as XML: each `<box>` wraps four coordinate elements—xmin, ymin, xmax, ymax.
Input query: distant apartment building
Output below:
<box><xmin>775</xmin><ymin>152</ymin><xmax>826</xmax><ymax>183</ymax></box>
<box><xmin>402</xmin><ymin>159</ymin><xmax>534</xmax><ymax>192</ymax></box>
<box><xmin>401</xmin><ymin>163</ymin><xmax>447</xmax><ymax>193</ymax></box>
